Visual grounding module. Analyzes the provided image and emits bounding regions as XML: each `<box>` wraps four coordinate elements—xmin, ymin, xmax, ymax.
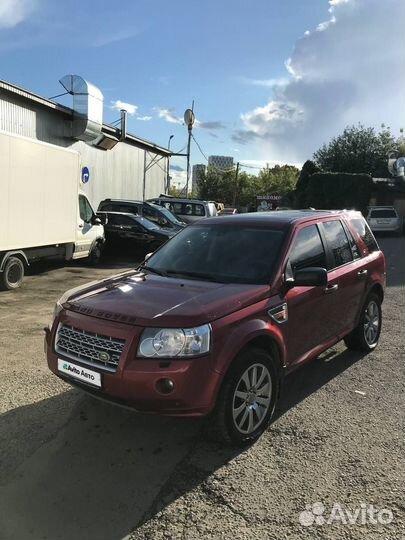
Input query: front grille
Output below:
<box><xmin>55</xmin><ymin>324</ymin><xmax>125</xmax><ymax>372</ymax></box>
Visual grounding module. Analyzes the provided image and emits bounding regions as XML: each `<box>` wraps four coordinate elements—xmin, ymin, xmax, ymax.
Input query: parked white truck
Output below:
<box><xmin>0</xmin><ymin>131</ymin><xmax>105</xmax><ymax>290</ymax></box>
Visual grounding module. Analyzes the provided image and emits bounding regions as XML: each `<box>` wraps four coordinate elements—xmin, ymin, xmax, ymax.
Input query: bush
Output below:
<box><xmin>305</xmin><ymin>172</ymin><xmax>373</xmax><ymax>213</ymax></box>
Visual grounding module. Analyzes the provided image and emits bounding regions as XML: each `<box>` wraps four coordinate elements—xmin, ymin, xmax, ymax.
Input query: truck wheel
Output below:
<box><xmin>0</xmin><ymin>257</ymin><xmax>25</xmax><ymax>290</ymax></box>
<box><xmin>207</xmin><ymin>347</ymin><xmax>279</xmax><ymax>446</ymax></box>
<box><xmin>344</xmin><ymin>293</ymin><xmax>382</xmax><ymax>352</ymax></box>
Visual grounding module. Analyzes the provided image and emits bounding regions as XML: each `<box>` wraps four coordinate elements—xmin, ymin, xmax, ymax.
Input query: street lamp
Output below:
<box><xmin>167</xmin><ymin>135</ymin><xmax>174</xmax><ymax>193</ymax></box>
<box><xmin>184</xmin><ymin>104</ymin><xmax>195</xmax><ymax>196</ymax></box>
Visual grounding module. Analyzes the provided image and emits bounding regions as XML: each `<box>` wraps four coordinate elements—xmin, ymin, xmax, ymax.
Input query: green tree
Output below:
<box><xmin>257</xmin><ymin>164</ymin><xmax>299</xmax><ymax>194</ymax></box>
<box><xmin>295</xmin><ymin>160</ymin><xmax>321</xmax><ymax>207</ymax></box>
<box><xmin>313</xmin><ymin>124</ymin><xmax>398</xmax><ymax>177</ymax></box>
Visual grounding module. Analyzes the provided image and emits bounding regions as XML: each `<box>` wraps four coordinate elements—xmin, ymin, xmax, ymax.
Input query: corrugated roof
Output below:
<box><xmin>0</xmin><ymin>79</ymin><xmax>171</xmax><ymax>156</ymax></box>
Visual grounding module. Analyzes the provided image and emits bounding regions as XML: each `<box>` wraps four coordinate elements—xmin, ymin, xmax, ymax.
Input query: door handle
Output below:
<box><xmin>357</xmin><ymin>269</ymin><xmax>368</xmax><ymax>277</ymax></box>
<box><xmin>325</xmin><ymin>283</ymin><xmax>338</xmax><ymax>294</ymax></box>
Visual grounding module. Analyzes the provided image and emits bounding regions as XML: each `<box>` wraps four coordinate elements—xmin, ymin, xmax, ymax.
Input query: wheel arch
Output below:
<box><xmin>0</xmin><ymin>250</ymin><xmax>29</xmax><ymax>272</ymax></box>
<box><xmin>368</xmin><ymin>282</ymin><xmax>384</xmax><ymax>303</ymax></box>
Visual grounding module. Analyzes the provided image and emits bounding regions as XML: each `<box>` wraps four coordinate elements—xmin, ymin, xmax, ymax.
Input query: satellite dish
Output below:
<box><xmin>184</xmin><ymin>109</ymin><xmax>195</xmax><ymax>128</ymax></box>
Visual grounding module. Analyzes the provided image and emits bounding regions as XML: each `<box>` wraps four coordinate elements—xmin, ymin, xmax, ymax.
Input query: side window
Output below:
<box><xmin>79</xmin><ymin>195</ymin><xmax>93</xmax><ymax>223</ymax></box>
<box><xmin>289</xmin><ymin>225</ymin><xmax>327</xmax><ymax>272</ymax></box>
<box><xmin>342</xmin><ymin>220</ymin><xmax>360</xmax><ymax>259</ymax></box>
<box><xmin>119</xmin><ymin>204</ymin><xmax>138</xmax><ymax>214</ymax></box>
<box><xmin>322</xmin><ymin>220</ymin><xmax>353</xmax><ymax>268</ymax></box>
<box><xmin>194</xmin><ymin>204</ymin><xmax>205</xmax><ymax>216</ymax></box>
<box><xmin>350</xmin><ymin>218</ymin><xmax>379</xmax><ymax>253</ymax></box>
<box><xmin>172</xmin><ymin>203</ymin><xmax>184</xmax><ymax>215</ymax></box>
<box><xmin>143</xmin><ymin>206</ymin><xmax>157</xmax><ymax>222</ymax></box>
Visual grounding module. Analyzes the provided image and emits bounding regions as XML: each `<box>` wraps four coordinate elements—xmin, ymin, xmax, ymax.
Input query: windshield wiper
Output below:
<box><xmin>164</xmin><ymin>270</ymin><xmax>223</xmax><ymax>283</ymax></box>
<box><xmin>139</xmin><ymin>265</ymin><xmax>168</xmax><ymax>277</ymax></box>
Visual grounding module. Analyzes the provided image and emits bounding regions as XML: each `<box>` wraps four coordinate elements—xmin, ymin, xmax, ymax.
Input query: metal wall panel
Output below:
<box><xmin>0</xmin><ymin>93</ymin><xmax>167</xmax><ymax>209</ymax></box>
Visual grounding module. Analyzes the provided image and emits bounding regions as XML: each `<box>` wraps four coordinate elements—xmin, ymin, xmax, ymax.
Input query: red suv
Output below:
<box><xmin>45</xmin><ymin>210</ymin><xmax>385</xmax><ymax>445</ymax></box>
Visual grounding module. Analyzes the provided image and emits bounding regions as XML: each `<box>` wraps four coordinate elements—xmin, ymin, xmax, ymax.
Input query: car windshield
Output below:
<box><xmin>370</xmin><ymin>209</ymin><xmax>397</xmax><ymax>218</ymax></box>
<box><xmin>136</xmin><ymin>217</ymin><xmax>159</xmax><ymax>231</ymax></box>
<box><xmin>143</xmin><ymin>224</ymin><xmax>285</xmax><ymax>284</ymax></box>
<box><xmin>150</xmin><ymin>204</ymin><xmax>183</xmax><ymax>225</ymax></box>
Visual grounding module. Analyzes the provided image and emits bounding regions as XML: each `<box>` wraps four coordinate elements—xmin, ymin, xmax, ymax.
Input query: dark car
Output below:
<box><xmin>98</xmin><ymin>199</ymin><xmax>186</xmax><ymax>231</ymax></box>
<box><xmin>46</xmin><ymin>210</ymin><xmax>385</xmax><ymax>446</ymax></box>
<box><xmin>98</xmin><ymin>211</ymin><xmax>175</xmax><ymax>252</ymax></box>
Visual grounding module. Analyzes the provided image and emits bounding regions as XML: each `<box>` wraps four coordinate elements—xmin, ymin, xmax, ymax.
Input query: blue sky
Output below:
<box><xmin>0</xmin><ymin>0</ymin><xmax>404</xmax><ymax>181</ymax></box>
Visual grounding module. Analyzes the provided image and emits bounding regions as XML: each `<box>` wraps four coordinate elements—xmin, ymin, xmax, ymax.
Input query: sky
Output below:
<box><xmin>0</xmin><ymin>0</ymin><xmax>404</xmax><ymax>184</ymax></box>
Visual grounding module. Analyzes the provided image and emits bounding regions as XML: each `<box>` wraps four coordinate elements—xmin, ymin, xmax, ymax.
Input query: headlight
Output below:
<box><xmin>138</xmin><ymin>324</ymin><xmax>211</xmax><ymax>358</ymax></box>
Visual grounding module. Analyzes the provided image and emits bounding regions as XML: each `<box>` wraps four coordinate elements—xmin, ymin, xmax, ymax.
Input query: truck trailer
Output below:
<box><xmin>0</xmin><ymin>131</ymin><xmax>105</xmax><ymax>289</ymax></box>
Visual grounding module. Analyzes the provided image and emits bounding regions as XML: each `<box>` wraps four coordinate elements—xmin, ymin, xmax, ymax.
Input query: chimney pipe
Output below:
<box><xmin>120</xmin><ymin>109</ymin><xmax>127</xmax><ymax>141</ymax></box>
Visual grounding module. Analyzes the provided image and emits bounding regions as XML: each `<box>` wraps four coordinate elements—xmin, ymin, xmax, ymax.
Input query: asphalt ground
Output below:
<box><xmin>0</xmin><ymin>236</ymin><xmax>403</xmax><ymax>540</ymax></box>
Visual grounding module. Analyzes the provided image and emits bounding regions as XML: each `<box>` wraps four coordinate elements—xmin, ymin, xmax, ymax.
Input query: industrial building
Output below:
<box><xmin>0</xmin><ymin>76</ymin><xmax>171</xmax><ymax>208</ymax></box>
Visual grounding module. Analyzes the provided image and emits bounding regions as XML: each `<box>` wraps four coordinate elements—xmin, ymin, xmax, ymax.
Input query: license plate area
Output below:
<box><xmin>58</xmin><ymin>359</ymin><xmax>102</xmax><ymax>388</ymax></box>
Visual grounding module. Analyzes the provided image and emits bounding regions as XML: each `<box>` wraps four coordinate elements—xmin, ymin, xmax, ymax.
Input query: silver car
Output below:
<box><xmin>148</xmin><ymin>197</ymin><xmax>218</xmax><ymax>224</ymax></box>
<box><xmin>366</xmin><ymin>206</ymin><xmax>401</xmax><ymax>234</ymax></box>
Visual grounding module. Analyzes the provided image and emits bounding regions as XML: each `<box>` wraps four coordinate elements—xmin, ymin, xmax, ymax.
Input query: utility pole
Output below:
<box><xmin>166</xmin><ymin>135</ymin><xmax>174</xmax><ymax>193</ymax></box>
<box><xmin>232</xmin><ymin>162</ymin><xmax>240</xmax><ymax>207</ymax></box>
<box><xmin>184</xmin><ymin>101</ymin><xmax>195</xmax><ymax>197</ymax></box>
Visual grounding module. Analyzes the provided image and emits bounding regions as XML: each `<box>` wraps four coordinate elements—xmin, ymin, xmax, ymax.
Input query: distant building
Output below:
<box><xmin>192</xmin><ymin>164</ymin><xmax>206</xmax><ymax>192</ymax></box>
<box><xmin>208</xmin><ymin>155</ymin><xmax>234</xmax><ymax>171</ymax></box>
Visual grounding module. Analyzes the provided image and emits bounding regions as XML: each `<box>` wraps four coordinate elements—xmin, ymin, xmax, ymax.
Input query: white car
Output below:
<box><xmin>366</xmin><ymin>206</ymin><xmax>401</xmax><ymax>234</ymax></box>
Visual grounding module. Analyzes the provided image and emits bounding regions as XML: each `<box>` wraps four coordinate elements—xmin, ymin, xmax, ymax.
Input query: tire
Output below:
<box><xmin>206</xmin><ymin>347</ymin><xmax>279</xmax><ymax>446</ymax></box>
<box><xmin>0</xmin><ymin>256</ymin><xmax>25</xmax><ymax>290</ymax></box>
<box><xmin>88</xmin><ymin>242</ymin><xmax>102</xmax><ymax>266</ymax></box>
<box><xmin>344</xmin><ymin>293</ymin><xmax>382</xmax><ymax>352</ymax></box>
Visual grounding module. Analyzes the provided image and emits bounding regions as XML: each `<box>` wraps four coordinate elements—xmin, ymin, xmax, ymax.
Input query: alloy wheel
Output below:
<box><xmin>363</xmin><ymin>300</ymin><xmax>380</xmax><ymax>346</ymax></box>
<box><xmin>232</xmin><ymin>363</ymin><xmax>272</xmax><ymax>434</ymax></box>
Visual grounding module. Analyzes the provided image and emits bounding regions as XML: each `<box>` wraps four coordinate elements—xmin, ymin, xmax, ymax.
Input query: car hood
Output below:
<box><xmin>63</xmin><ymin>270</ymin><xmax>270</xmax><ymax>327</ymax></box>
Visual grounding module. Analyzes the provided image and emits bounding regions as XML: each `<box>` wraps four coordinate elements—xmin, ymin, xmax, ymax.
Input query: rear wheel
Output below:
<box><xmin>207</xmin><ymin>347</ymin><xmax>279</xmax><ymax>446</ymax></box>
<box><xmin>344</xmin><ymin>293</ymin><xmax>382</xmax><ymax>351</ymax></box>
<box><xmin>0</xmin><ymin>256</ymin><xmax>25</xmax><ymax>290</ymax></box>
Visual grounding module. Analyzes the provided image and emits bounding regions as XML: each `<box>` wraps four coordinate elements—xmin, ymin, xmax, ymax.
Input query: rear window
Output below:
<box><xmin>369</xmin><ymin>209</ymin><xmax>397</xmax><ymax>218</ymax></box>
<box><xmin>101</xmin><ymin>202</ymin><xmax>139</xmax><ymax>214</ymax></box>
<box><xmin>350</xmin><ymin>218</ymin><xmax>379</xmax><ymax>252</ymax></box>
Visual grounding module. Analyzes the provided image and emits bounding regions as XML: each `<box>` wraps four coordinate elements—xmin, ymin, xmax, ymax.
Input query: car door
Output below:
<box><xmin>319</xmin><ymin>219</ymin><xmax>367</xmax><ymax>337</ymax></box>
<box><xmin>76</xmin><ymin>194</ymin><xmax>96</xmax><ymax>256</ymax></box>
<box><xmin>283</xmin><ymin>223</ymin><xmax>334</xmax><ymax>365</ymax></box>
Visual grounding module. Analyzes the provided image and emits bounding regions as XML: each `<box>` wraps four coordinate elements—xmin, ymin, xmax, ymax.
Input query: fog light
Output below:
<box><xmin>156</xmin><ymin>378</ymin><xmax>175</xmax><ymax>394</ymax></box>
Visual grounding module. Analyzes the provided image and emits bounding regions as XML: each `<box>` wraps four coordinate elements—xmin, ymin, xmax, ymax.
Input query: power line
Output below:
<box><xmin>191</xmin><ymin>133</ymin><xmax>209</xmax><ymax>162</ymax></box>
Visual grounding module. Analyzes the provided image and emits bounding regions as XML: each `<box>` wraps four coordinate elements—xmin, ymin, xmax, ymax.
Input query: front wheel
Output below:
<box><xmin>88</xmin><ymin>242</ymin><xmax>103</xmax><ymax>265</ymax></box>
<box><xmin>207</xmin><ymin>347</ymin><xmax>279</xmax><ymax>446</ymax></box>
<box><xmin>344</xmin><ymin>293</ymin><xmax>382</xmax><ymax>352</ymax></box>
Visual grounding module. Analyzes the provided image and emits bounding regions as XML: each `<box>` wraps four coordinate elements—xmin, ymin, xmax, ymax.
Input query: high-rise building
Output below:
<box><xmin>208</xmin><ymin>155</ymin><xmax>234</xmax><ymax>171</ymax></box>
<box><xmin>192</xmin><ymin>164</ymin><xmax>206</xmax><ymax>193</ymax></box>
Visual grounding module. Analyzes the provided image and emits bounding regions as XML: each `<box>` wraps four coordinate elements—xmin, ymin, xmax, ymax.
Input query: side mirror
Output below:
<box><xmin>95</xmin><ymin>213</ymin><xmax>107</xmax><ymax>225</ymax></box>
<box><xmin>293</xmin><ymin>267</ymin><xmax>328</xmax><ymax>287</ymax></box>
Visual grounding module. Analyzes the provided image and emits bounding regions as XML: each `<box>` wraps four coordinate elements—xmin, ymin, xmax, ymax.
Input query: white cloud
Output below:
<box><xmin>157</xmin><ymin>108</ymin><xmax>182</xmax><ymax>125</ymax></box>
<box><xmin>236</xmin><ymin>0</ymin><xmax>405</xmax><ymax>163</ymax></box>
<box><xmin>111</xmin><ymin>100</ymin><xmax>138</xmax><ymax>116</ymax></box>
<box><xmin>0</xmin><ymin>0</ymin><xmax>36</xmax><ymax>27</ymax></box>
<box><xmin>136</xmin><ymin>115</ymin><xmax>152</xmax><ymax>121</ymax></box>
<box><xmin>239</xmin><ymin>76</ymin><xmax>289</xmax><ymax>87</ymax></box>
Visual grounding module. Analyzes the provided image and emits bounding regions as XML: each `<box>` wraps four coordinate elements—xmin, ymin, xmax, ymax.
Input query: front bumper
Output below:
<box><xmin>45</xmin><ymin>311</ymin><xmax>222</xmax><ymax>417</ymax></box>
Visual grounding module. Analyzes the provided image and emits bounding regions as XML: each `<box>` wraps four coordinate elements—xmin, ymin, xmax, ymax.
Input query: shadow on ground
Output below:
<box><xmin>0</xmin><ymin>347</ymin><xmax>365</xmax><ymax>540</ymax></box>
